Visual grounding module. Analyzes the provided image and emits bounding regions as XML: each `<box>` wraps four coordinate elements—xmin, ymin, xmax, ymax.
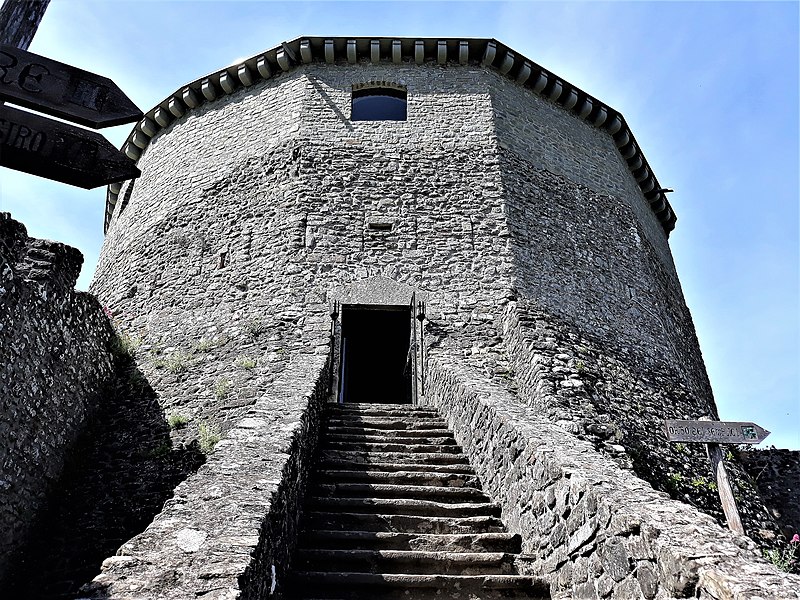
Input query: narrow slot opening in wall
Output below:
<box><xmin>367</xmin><ymin>222</ymin><xmax>393</xmax><ymax>232</ymax></box>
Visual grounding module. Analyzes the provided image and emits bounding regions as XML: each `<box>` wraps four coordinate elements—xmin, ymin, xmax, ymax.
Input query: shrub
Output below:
<box><xmin>235</xmin><ymin>355</ymin><xmax>257</xmax><ymax>369</ymax></box>
<box><xmin>764</xmin><ymin>534</ymin><xmax>799</xmax><ymax>573</ymax></box>
<box><xmin>213</xmin><ymin>377</ymin><xmax>231</xmax><ymax>400</ymax></box>
<box><xmin>164</xmin><ymin>352</ymin><xmax>189</xmax><ymax>374</ymax></box>
<box><xmin>168</xmin><ymin>414</ymin><xmax>188</xmax><ymax>430</ymax></box>
<box><xmin>198</xmin><ymin>423</ymin><xmax>221</xmax><ymax>453</ymax></box>
<box><xmin>113</xmin><ymin>331</ymin><xmax>141</xmax><ymax>358</ymax></box>
<box><xmin>193</xmin><ymin>339</ymin><xmax>215</xmax><ymax>353</ymax></box>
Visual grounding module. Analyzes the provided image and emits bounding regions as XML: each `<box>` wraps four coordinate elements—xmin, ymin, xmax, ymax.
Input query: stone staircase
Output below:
<box><xmin>284</xmin><ymin>403</ymin><xmax>549</xmax><ymax>599</ymax></box>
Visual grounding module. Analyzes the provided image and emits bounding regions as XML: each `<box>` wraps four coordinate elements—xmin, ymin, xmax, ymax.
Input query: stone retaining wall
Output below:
<box><xmin>740</xmin><ymin>448</ymin><xmax>800</xmax><ymax>543</ymax></box>
<box><xmin>499</xmin><ymin>299</ymin><xmax>778</xmax><ymax>542</ymax></box>
<box><xmin>423</xmin><ymin>352</ymin><xmax>800</xmax><ymax>599</ymax></box>
<box><xmin>0</xmin><ymin>213</ymin><xmax>117</xmax><ymax>584</ymax></box>
<box><xmin>81</xmin><ymin>353</ymin><xmax>330</xmax><ymax>599</ymax></box>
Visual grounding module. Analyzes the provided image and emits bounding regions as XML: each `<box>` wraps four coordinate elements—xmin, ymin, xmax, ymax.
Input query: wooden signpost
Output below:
<box><xmin>0</xmin><ymin>44</ymin><xmax>143</xmax><ymax>127</ymax></box>
<box><xmin>665</xmin><ymin>419</ymin><xmax>770</xmax><ymax>445</ymax></box>
<box><xmin>0</xmin><ymin>104</ymin><xmax>140</xmax><ymax>188</ymax></box>
<box><xmin>0</xmin><ymin>41</ymin><xmax>142</xmax><ymax>189</ymax></box>
<box><xmin>0</xmin><ymin>0</ymin><xmax>50</xmax><ymax>51</ymax></box>
<box><xmin>665</xmin><ymin>417</ymin><xmax>770</xmax><ymax>535</ymax></box>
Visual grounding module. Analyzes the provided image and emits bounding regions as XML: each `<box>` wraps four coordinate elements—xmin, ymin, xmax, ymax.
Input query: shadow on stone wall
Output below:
<box><xmin>739</xmin><ymin>448</ymin><xmax>800</xmax><ymax>550</ymax></box>
<box><xmin>3</xmin><ymin>351</ymin><xmax>205</xmax><ymax>599</ymax></box>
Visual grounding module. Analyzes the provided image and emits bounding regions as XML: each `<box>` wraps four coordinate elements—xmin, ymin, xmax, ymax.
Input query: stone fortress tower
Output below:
<box><xmin>4</xmin><ymin>37</ymin><xmax>798</xmax><ymax>599</ymax></box>
<box><xmin>99</xmin><ymin>35</ymin><xmax>688</xmax><ymax>448</ymax></box>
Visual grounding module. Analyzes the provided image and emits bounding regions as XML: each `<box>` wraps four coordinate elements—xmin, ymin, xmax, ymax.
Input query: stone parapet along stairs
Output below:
<box><xmin>284</xmin><ymin>403</ymin><xmax>549</xmax><ymax>599</ymax></box>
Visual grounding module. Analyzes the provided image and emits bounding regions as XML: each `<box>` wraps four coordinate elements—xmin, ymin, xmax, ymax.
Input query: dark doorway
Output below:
<box><xmin>339</xmin><ymin>305</ymin><xmax>412</xmax><ymax>404</ymax></box>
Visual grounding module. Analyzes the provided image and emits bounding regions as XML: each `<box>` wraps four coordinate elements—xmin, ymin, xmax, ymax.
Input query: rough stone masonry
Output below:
<box><xmin>1</xmin><ymin>37</ymin><xmax>798</xmax><ymax>598</ymax></box>
<box><xmin>0</xmin><ymin>212</ymin><xmax>116</xmax><ymax>583</ymax></box>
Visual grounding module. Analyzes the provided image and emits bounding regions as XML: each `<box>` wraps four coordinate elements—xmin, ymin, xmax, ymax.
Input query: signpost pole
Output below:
<box><xmin>0</xmin><ymin>0</ymin><xmax>51</xmax><ymax>50</ymax></box>
<box><xmin>666</xmin><ymin>415</ymin><xmax>769</xmax><ymax>535</ymax></box>
<box><xmin>700</xmin><ymin>417</ymin><xmax>744</xmax><ymax>535</ymax></box>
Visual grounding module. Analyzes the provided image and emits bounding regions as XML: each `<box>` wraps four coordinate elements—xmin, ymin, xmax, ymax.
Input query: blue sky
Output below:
<box><xmin>1</xmin><ymin>1</ymin><xmax>797</xmax><ymax>449</ymax></box>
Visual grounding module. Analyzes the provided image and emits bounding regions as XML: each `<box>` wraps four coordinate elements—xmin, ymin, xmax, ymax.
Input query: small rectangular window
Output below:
<box><xmin>352</xmin><ymin>86</ymin><xmax>407</xmax><ymax>121</ymax></box>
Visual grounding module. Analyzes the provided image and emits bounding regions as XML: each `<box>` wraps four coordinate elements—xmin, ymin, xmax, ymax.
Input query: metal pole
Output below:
<box><xmin>0</xmin><ymin>0</ymin><xmax>51</xmax><ymax>50</ymax></box>
<box><xmin>410</xmin><ymin>292</ymin><xmax>417</xmax><ymax>406</ymax></box>
<box><xmin>328</xmin><ymin>301</ymin><xmax>338</xmax><ymax>395</ymax></box>
<box><xmin>417</xmin><ymin>300</ymin><xmax>425</xmax><ymax>396</ymax></box>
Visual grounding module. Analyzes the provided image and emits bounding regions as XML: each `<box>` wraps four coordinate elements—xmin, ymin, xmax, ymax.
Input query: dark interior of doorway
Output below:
<box><xmin>339</xmin><ymin>305</ymin><xmax>411</xmax><ymax>404</ymax></box>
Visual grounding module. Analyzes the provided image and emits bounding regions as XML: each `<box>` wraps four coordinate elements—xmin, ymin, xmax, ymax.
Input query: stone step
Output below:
<box><xmin>326</xmin><ymin>426</ymin><xmax>454</xmax><ymax>438</ymax></box>
<box><xmin>284</xmin><ymin>572</ymin><xmax>550</xmax><ymax>599</ymax></box>
<box><xmin>323</xmin><ymin>441</ymin><xmax>463</xmax><ymax>454</ymax></box>
<box><xmin>294</xmin><ymin>549</ymin><xmax>516</xmax><ymax>576</ymax></box>
<box><xmin>307</xmin><ymin>497</ymin><xmax>502</xmax><ymax>518</ymax></box>
<box><xmin>285</xmin><ymin>403</ymin><xmax>548</xmax><ymax>600</ymax></box>
<box><xmin>317</xmin><ymin>459</ymin><xmax>475</xmax><ymax>474</ymax></box>
<box><xmin>304</xmin><ymin>512</ymin><xmax>508</xmax><ymax>535</ymax></box>
<box><xmin>320</xmin><ymin>450</ymin><xmax>470</xmax><ymax>466</ymax></box>
<box><xmin>315</xmin><ymin>469</ymin><xmax>480</xmax><ymax>488</ymax></box>
<box><xmin>297</xmin><ymin>530</ymin><xmax>522</xmax><ymax>553</ymax></box>
<box><xmin>328</xmin><ymin>403</ymin><xmax>439</xmax><ymax>416</ymax></box>
<box><xmin>324</xmin><ymin>432</ymin><xmax>457</xmax><ymax>445</ymax></box>
<box><xmin>325</xmin><ymin>417</ymin><xmax>447</xmax><ymax>430</ymax></box>
<box><xmin>312</xmin><ymin>483</ymin><xmax>489</xmax><ymax>503</ymax></box>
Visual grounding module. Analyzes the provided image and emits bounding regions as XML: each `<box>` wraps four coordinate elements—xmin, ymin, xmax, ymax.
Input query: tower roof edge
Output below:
<box><xmin>104</xmin><ymin>36</ymin><xmax>676</xmax><ymax>236</ymax></box>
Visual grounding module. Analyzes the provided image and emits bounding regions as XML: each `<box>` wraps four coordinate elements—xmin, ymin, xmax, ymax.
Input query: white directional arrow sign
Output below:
<box><xmin>665</xmin><ymin>420</ymin><xmax>770</xmax><ymax>444</ymax></box>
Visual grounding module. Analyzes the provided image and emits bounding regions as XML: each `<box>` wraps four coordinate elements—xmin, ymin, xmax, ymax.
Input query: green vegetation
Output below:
<box><xmin>665</xmin><ymin>472</ymin><xmax>684</xmax><ymax>492</ymax></box>
<box><xmin>113</xmin><ymin>331</ymin><xmax>141</xmax><ymax>358</ymax></box>
<box><xmin>763</xmin><ymin>534</ymin><xmax>799</xmax><ymax>573</ymax></box>
<box><xmin>156</xmin><ymin>351</ymin><xmax>189</xmax><ymax>374</ymax></box>
<box><xmin>168</xmin><ymin>413</ymin><xmax>188</xmax><ymax>430</ymax></box>
<box><xmin>199</xmin><ymin>423</ymin><xmax>221</xmax><ymax>453</ymax></box>
<box><xmin>193</xmin><ymin>339</ymin><xmax>216</xmax><ymax>353</ymax></box>
<box><xmin>244</xmin><ymin>319</ymin><xmax>267</xmax><ymax>338</ymax></box>
<box><xmin>235</xmin><ymin>355</ymin><xmax>257</xmax><ymax>369</ymax></box>
<box><xmin>213</xmin><ymin>377</ymin><xmax>231</xmax><ymax>400</ymax></box>
<box><xmin>690</xmin><ymin>476</ymin><xmax>717</xmax><ymax>491</ymax></box>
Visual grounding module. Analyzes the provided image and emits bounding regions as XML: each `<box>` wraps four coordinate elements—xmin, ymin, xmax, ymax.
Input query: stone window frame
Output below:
<box><xmin>351</xmin><ymin>80</ymin><xmax>408</xmax><ymax>122</ymax></box>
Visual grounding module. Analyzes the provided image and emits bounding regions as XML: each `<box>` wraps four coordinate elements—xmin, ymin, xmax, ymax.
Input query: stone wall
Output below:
<box><xmin>489</xmin><ymin>71</ymin><xmax>671</xmax><ymax>268</ymax></box>
<box><xmin>740</xmin><ymin>448</ymin><xmax>800</xmax><ymax>543</ymax></box>
<box><xmin>0</xmin><ymin>212</ymin><xmax>116</xmax><ymax>584</ymax></box>
<box><xmin>81</xmin><ymin>353</ymin><xmax>330</xmax><ymax>599</ymax></box>
<box><xmin>423</xmin><ymin>351</ymin><xmax>800</xmax><ymax>599</ymax></box>
<box><xmin>499</xmin><ymin>297</ymin><xmax>778</xmax><ymax>542</ymax></box>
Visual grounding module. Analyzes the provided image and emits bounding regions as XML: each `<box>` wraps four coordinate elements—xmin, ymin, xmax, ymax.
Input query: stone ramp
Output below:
<box><xmin>283</xmin><ymin>403</ymin><xmax>549</xmax><ymax>599</ymax></box>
